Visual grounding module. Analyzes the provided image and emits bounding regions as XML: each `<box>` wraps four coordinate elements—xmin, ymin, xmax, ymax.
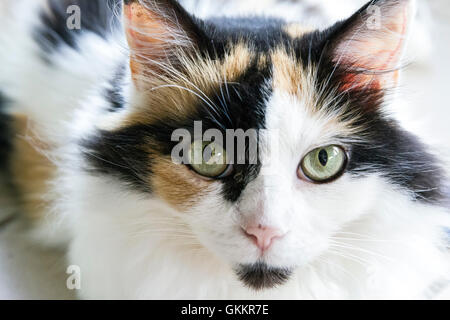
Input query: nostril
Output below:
<box><xmin>243</xmin><ymin>225</ymin><xmax>284</xmax><ymax>251</ymax></box>
<box><xmin>244</xmin><ymin>230</ymin><xmax>259</xmax><ymax>247</ymax></box>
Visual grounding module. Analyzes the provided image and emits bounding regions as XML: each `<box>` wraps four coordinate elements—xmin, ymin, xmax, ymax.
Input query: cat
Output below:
<box><xmin>0</xmin><ymin>0</ymin><xmax>449</xmax><ymax>299</ymax></box>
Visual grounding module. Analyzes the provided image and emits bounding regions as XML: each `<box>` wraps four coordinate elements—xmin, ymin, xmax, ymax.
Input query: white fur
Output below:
<box><xmin>0</xmin><ymin>0</ymin><xmax>448</xmax><ymax>299</ymax></box>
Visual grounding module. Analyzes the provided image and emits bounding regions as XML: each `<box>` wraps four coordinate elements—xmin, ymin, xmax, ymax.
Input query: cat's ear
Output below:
<box><xmin>123</xmin><ymin>0</ymin><xmax>205</xmax><ymax>85</ymax></box>
<box><xmin>326</xmin><ymin>0</ymin><xmax>415</xmax><ymax>92</ymax></box>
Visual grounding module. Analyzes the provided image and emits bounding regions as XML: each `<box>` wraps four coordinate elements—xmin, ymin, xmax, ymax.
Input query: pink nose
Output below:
<box><xmin>244</xmin><ymin>225</ymin><xmax>284</xmax><ymax>251</ymax></box>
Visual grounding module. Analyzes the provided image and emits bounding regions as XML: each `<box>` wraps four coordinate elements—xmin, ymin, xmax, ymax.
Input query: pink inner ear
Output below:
<box><xmin>123</xmin><ymin>2</ymin><xmax>189</xmax><ymax>87</ymax></box>
<box><xmin>123</xmin><ymin>1</ymin><xmax>196</xmax><ymax>88</ymax></box>
<box><xmin>381</xmin><ymin>5</ymin><xmax>409</xmax><ymax>70</ymax></box>
<box><xmin>124</xmin><ymin>2</ymin><xmax>167</xmax><ymax>81</ymax></box>
<box><xmin>334</xmin><ymin>1</ymin><xmax>413</xmax><ymax>91</ymax></box>
<box><xmin>124</xmin><ymin>3</ymin><xmax>177</xmax><ymax>49</ymax></box>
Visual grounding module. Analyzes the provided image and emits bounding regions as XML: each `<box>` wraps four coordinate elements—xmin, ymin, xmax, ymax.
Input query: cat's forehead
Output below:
<box><xmin>120</xmin><ymin>15</ymin><xmax>319</xmax><ymax>122</ymax></box>
<box><xmin>124</xmin><ymin>34</ymin><xmax>330</xmax><ymax>130</ymax></box>
<box><xmin>203</xmin><ymin>16</ymin><xmax>311</xmax><ymax>50</ymax></box>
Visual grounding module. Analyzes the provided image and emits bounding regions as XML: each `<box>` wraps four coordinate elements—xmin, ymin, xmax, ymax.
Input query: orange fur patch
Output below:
<box><xmin>283</xmin><ymin>24</ymin><xmax>313</xmax><ymax>38</ymax></box>
<box><xmin>9</xmin><ymin>115</ymin><xmax>56</xmax><ymax>221</ymax></box>
<box><xmin>150</xmin><ymin>157</ymin><xmax>215</xmax><ymax>211</ymax></box>
<box><xmin>123</xmin><ymin>43</ymin><xmax>254</xmax><ymax>127</ymax></box>
<box><xmin>271</xmin><ymin>48</ymin><xmax>306</xmax><ymax>96</ymax></box>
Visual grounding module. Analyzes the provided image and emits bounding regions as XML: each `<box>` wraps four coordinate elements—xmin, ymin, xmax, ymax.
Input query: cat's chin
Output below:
<box><xmin>234</xmin><ymin>262</ymin><xmax>293</xmax><ymax>290</ymax></box>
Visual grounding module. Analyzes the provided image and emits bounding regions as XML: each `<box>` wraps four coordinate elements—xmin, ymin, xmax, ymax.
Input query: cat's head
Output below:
<box><xmin>85</xmin><ymin>0</ymin><xmax>446</xmax><ymax>290</ymax></box>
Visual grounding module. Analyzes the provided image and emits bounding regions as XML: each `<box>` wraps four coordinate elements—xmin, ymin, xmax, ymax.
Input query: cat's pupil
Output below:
<box><xmin>318</xmin><ymin>149</ymin><xmax>328</xmax><ymax>166</ymax></box>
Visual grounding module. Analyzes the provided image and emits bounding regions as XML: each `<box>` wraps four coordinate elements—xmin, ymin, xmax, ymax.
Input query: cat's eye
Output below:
<box><xmin>299</xmin><ymin>145</ymin><xmax>347</xmax><ymax>183</ymax></box>
<box><xmin>188</xmin><ymin>141</ymin><xmax>231</xmax><ymax>178</ymax></box>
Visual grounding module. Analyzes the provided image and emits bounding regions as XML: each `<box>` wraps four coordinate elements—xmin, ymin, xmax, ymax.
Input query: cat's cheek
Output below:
<box><xmin>330</xmin><ymin>174</ymin><xmax>389</xmax><ymax>224</ymax></box>
<box><xmin>274</xmin><ymin>174</ymin><xmax>383</xmax><ymax>262</ymax></box>
<box><xmin>150</xmin><ymin>157</ymin><xmax>218</xmax><ymax>212</ymax></box>
<box><xmin>296</xmin><ymin>173</ymin><xmax>382</xmax><ymax>225</ymax></box>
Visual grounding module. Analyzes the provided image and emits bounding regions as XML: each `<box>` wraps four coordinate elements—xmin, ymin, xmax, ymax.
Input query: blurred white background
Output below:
<box><xmin>0</xmin><ymin>0</ymin><xmax>449</xmax><ymax>299</ymax></box>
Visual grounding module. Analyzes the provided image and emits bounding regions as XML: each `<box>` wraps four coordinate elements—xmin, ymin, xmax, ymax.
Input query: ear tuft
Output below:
<box><xmin>329</xmin><ymin>0</ymin><xmax>415</xmax><ymax>91</ymax></box>
<box><xmin>123</xmin><ymin>0</ymin><xmax>203</xmax><ymax>85</ymax></box>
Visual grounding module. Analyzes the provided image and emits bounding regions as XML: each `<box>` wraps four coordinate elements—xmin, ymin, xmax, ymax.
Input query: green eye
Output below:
<box><xmin>300</xmin><ymin>145</ymin><xmax>347</xmax><ymax>183</ymax></box>
<box><xmin>188</xmin><ymin>141</ymin><xmax>230</xmax><ymax>178</ymax></box>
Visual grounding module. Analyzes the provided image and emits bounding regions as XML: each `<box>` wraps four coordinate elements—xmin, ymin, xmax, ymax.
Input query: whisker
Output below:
<box><xmin>329</xmin><ymin>241</ymin><xmax>396</xmax><ymax>263</ymax></box>
<box><xmin>328</xmin><ymin>249</ymin><xmax>370</xmax><ymax>267</ymax></box>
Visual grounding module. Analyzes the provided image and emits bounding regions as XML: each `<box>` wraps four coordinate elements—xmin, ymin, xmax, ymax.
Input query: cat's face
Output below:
<box><xmin>85</xmin><ymin>0</ymin><xmax>445</xmax><ymax>289</ymax></box>
<box><xmin>176</xmin><ymin>88</ymin><xmax>383</xmax><ymax>288</ymax></box>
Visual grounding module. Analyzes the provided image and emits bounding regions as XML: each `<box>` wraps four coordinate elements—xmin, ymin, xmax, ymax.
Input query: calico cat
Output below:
<box><xmin>0</xmin><ymin>0</ymin><xmax>449</xmax><ymax>299</ymax></box>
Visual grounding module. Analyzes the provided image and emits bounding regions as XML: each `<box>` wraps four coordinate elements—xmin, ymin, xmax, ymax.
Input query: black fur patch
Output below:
<box><xmin>215</xmin><ymin>61</ymin><xmax>270</xmax><ymax>202</ymax></box>
<box><xmin>203</xmin><ymin>17</ymin><xmax>291</xmax><ymax>54</ymax></box>
<box><xmin>105</xmin><ymin>63</ymin><xmax>127</xmax><ymax>112</ymax></box>
<box><xmin>81</xmin><ymin>124</ymin><xmax>156</xmax><ymax>194</ymax></box>
<box><xmin>34</xmin><ymin>0</ymin><xmax>121</xmax><ymax>54</ymax></box>
<box><xmin>346</xmin><ymin>115</ymin><xmax>447</xmax><ymax>204</ymax></box>
<box><xmin>0</xmin><ymin>93</ymin><xmax>12</xmax><ymax>171</ymax></box>
<box><xmin>235</xmin><ymin>262</ymin><xmax>292</xmax><ymax>290</ymax></box>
